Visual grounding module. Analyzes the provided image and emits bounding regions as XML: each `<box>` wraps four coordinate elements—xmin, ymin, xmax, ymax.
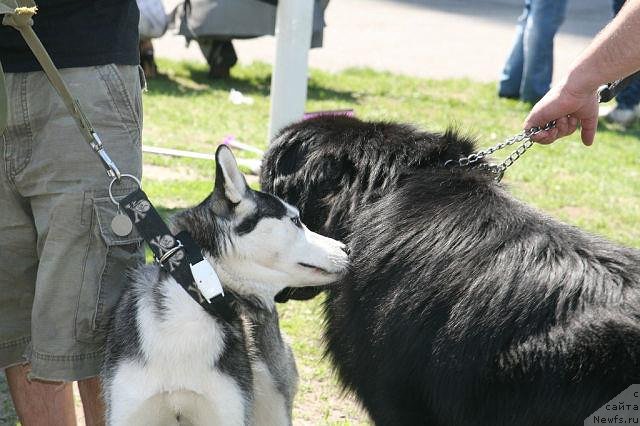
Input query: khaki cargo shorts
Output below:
<box><xmin>0</xmin><ymin>64</ymin><xmax>145</xmax><ymax>381</ymax></box>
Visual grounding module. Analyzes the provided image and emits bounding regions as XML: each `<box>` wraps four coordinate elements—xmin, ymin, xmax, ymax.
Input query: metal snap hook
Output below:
<box><xmin>108</xmin><ymin>173</ymin><xmax>142</xmax><ymax>206</ymax></box>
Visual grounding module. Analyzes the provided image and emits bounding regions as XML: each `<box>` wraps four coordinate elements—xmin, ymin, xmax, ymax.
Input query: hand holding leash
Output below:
<box><xmin>447</xmin><ymin>70</ymin><xmax>639</xmax><ymax>180</ymax></box>
<box><xmin>523</xmin><ymin>83</ymin><xmax>599</xmax><ymax>146</ymax></box>
<box><xmin>523</xmin><ymin>70</ymin><xmax>640</xmax><ymax>146</ymax></box>
<box><xmin>523</xmin><ymin>0</ymin><xmax>640</xmax><ymax>146</ymax></box>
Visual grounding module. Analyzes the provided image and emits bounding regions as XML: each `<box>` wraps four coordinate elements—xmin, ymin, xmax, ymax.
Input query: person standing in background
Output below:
<box><xmin>602</xmin><ymin>0</ymin><xmax>640</xmax><ymax>126</ymax></box>
<box><xmin>498</xmin><ymin>0</ymin><xmax>568</xmax><ymax>102</ymax></box>
<box><xmin>178</xmin><ymin>0</ymin><xmax>329</xmax><ymax>79</ymax></box>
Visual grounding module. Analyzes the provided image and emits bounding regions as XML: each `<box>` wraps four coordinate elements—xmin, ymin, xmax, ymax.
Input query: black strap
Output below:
<box><xmin>120</xmin><ymin>189</ymin><xmax>234</xmax><ymax>322</ymax></box>
<box><xmin>598</xmin><ymin>70</ymin><xmax>640</xmax><ymax>103</ymax></box>
<box><xmin>178</xmin><ymin>230</ymin><xmax>205</xmax><ymax>263</ymax></box>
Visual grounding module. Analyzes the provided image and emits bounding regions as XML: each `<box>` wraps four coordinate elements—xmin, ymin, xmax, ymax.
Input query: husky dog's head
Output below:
<box><xmin>173</xmin><ymin>145</ymin><xmax>349</xmax><ymax>305</ymax></box>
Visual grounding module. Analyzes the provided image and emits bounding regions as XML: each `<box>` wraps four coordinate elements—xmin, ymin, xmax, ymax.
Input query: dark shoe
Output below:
<box><xmin>206</xmin><ymin>40</ymin><xmax>237</xmax><ymax>80</ymax></box>
<box><xmin>602</xmin><ymin>105</ymin><xmax>639</xmax><ymax>127</ymax></box>
<box><xmin>139</xmin><ymin>40</ymin><xmax>158</xmax><ymax>79</ymax></box>
<box><xmin>498</xmin><ymin>92</ymin><xmax>519</xmax><ymax>100</ymax></box>
<box><xmin>208</xmin><ymin>65</ymin><xmax>231</xmax><ymax>79</ymax></box>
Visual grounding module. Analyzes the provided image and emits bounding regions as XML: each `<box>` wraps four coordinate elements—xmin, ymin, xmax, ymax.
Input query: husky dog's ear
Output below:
<box><xmin>214</xmin><ymin>145</ymin><xmax>249</xmax><ymax>204</ymax></box>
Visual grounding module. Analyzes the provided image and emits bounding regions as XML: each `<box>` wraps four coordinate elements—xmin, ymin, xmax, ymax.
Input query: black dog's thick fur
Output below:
<box><xmin>261</xmin><ymin>116</ymin><xmax>640</xmax><ymax>426</ymax></box>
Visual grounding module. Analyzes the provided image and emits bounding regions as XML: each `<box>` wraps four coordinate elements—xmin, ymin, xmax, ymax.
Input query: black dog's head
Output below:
<box><xmin>260</xmin><ymin>115</ymin><xmax>484</xmax><ymax>301</ymax></box>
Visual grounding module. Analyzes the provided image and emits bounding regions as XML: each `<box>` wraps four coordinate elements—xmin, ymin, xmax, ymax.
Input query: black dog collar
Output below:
<box><xmin>120</xmin><ymin>189</ymin><xmax>234</xmax><ymax>322</ymax></box>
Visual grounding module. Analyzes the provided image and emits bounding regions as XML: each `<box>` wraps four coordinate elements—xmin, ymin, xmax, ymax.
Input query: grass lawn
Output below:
<box><xmin>1</xmin><ymin>59</ymin><xmax>638</xmax><ymax>425</ymax></box>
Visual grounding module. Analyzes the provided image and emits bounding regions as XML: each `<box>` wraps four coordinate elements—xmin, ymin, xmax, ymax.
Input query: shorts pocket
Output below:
<box><xmin>96</xmin><ymin>64</ymin><xmax>142</xmax><ymax>147</ymax></box>
<box><xmin>75</xmin><ymin>190</ymin><xmax>144</xmax><ymax>343</ymax></box>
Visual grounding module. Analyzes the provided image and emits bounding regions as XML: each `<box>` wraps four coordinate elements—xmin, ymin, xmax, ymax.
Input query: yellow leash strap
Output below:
<box><xmin>1</xmin><ymin>1</ymin><xmax>122</xmax><ymax>178</ymax></box>
<box><xmin>0</xmin><ymin>62</ymin><xmax>6</xmax><ymax>134</ymax></box>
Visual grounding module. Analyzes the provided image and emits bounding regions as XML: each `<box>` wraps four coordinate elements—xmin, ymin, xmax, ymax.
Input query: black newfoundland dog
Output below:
<box><xmin>260</xmin><ymin>116</ymin><xmax>640</xmax><ymax>426</ymax></box>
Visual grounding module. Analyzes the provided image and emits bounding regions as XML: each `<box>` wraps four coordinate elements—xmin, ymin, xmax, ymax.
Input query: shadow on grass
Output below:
<box><xmin>597</xmin><ymin>119</ymin><xmax>640</xmax><ymax>140</ymax></box>
<box><xmin>149</xmin><ymin>63</ymin><xmax>358</xmax><ymax>103</ymax></box>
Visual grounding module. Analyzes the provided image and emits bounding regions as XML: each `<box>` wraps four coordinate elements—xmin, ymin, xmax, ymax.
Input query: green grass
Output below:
<box><xmin>1</xmin><ymin>59</ymin><xmax>638</xmax><ymax>425</ymax></box>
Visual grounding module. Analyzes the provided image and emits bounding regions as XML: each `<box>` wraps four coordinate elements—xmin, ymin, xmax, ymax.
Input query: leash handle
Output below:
<box><xmin>597</xmin><ymin>70</ymin><xmax>640</xmax><ymax>103</ymax></box>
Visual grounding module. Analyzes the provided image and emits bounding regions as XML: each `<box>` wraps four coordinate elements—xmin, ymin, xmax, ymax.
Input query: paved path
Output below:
<box><xmin>155</xmin><ymin>0</ymin><xmax>611</xmax><ymax>82</ymax></box>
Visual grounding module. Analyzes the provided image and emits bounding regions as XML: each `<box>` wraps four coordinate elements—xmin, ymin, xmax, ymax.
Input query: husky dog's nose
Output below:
<box><xmin>341</xmin><ymin>245</ymin><xmax>351</xmax><ymax>256</ymax></box>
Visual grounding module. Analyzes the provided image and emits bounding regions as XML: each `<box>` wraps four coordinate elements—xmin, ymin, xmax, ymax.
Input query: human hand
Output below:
<box><xmin>523</xmin><ymin>81</ymin><xmax>600</xmax><ymax>146</ymax></box>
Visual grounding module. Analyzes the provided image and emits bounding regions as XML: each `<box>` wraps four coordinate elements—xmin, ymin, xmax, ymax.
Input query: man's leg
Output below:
<box><xmin>0</xmin><ymin>72</ymin><xmax>76</xmax><ymax>425</ymax></box>
<box><xmin>613</xmin><ymin>67</ymin><xmax>640</xmax><ymax>112</ymax></box>
<box><xmin>5</xmin><ymin>364</ymin><xmax>76</xmax><ymax>426</ymax></box>
<box><xmin>78</xmin><ymin>377</ymin><xmax>106</xmax><ymax>426</ymax></box>
<box><xmin>612</xmin><ymin>0</ymin><xmax>626</xmax><ymax>15</ymax></box>
<box><xmin>520</xmin><ymin>0</ymin><xmax>568</xmax><ymax>102</ymax></box>
<box><xmin>498</xmin><ymin>0</ymin><xmax>530</xmax><ymax>98</ymax></box>
<box><xmin>611</xmin><ymin>0</ymin><xmax>640</xmax><ymax>112</ymax></box>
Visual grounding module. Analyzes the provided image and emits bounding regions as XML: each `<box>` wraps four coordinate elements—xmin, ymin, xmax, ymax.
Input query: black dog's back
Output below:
<box><xmin>325</xmin><ymin>171</ymin><xmax>640</xmax><ymax>425</ymax></box>
<box><xmin>261</xmin><ymin>116</ymin><xmax>640</xmax><ymax>426</ymax></box>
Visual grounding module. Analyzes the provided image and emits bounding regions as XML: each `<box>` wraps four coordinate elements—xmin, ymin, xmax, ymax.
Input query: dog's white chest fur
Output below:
<box><xmin>107</xmin><ymin>277</ymin><xmax>247</xmax><ymax>425</ymax></box>
<box><xmin>106</xmin><ymin>275</ymin><xmax>295</xmax><ymax>426</ymax></box>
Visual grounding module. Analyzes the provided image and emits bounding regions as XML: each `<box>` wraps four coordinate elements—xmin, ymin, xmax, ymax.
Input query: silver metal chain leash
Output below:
<box><xmin>448</xmin><ymin>71</ymin><xmax>640</xmax><ymax>182</ymax></box>
<box><xmin>445</xmin><ymin>120</ymin><xmax>556</xmax><ymax>182</ymax></box>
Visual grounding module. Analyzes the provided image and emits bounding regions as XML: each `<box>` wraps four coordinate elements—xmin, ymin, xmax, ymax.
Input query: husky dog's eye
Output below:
<box><xmin>290</xmin><ymin>216</ymin><xmax>303</xmax><ymax>228</ymax></box>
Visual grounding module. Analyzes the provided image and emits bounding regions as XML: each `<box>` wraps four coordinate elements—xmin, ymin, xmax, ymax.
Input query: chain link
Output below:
<box><xmin>445</xmin><ymin>120</ymin><xmax>556</xmax><ymax>182</ymax></box>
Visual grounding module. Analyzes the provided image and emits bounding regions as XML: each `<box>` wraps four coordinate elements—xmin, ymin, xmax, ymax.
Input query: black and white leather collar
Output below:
<box><xmin>120</xmin><ymin>188</ymin><xmax>235</xmax><ymax>323</ymax></box>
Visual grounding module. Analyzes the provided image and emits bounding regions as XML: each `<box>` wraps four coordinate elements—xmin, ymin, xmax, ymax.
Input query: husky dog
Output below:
<box><xmin>102</xmin><ymin>145</ymin><xmax>349</xmax><ymax>426</ymax></box>
<box><xmin>262</xmin><ymin>116</ymin><xmax>640</xmax><ymax>426</ymax></box>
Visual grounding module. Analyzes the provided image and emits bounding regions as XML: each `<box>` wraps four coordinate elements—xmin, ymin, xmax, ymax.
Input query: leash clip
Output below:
<box><xmin>73</xmin><ymin>100</ymin><xmax>122</xmax><ymax>179</ymax></box>
<box><xmin>90</xmin><ymin>131</ymin><xmax>121</xmax><ymax>179</ymax></box>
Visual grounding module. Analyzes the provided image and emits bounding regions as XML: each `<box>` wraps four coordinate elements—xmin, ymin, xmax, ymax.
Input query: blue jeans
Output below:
<box><xmin>499</xmin><ymin>0</ymin><xmax>568</xmax><ymax>102</ymax></box>
<box><xmin>612</xmin><ymin>0</ymin><xmax>640</xmax><ymax>109</ymax></box>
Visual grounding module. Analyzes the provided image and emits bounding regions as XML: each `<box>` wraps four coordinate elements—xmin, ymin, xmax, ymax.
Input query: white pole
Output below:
<box><xmin>267</xmin><ymin>0</ymin><xmax>314</xmax><ymax>143</ymax></box>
